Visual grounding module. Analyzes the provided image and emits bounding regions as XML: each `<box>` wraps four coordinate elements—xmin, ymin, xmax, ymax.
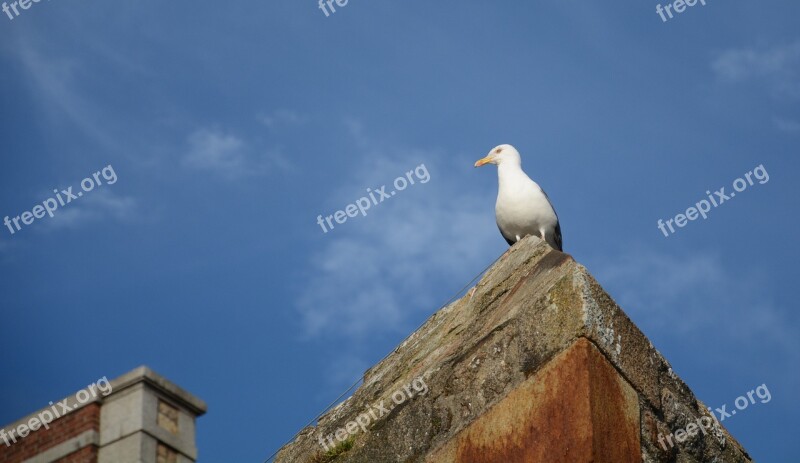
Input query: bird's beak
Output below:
<box><xmin>474</xmin><ymin>155</ymin><xmax>493</xmax><ymax>168</ymax></box>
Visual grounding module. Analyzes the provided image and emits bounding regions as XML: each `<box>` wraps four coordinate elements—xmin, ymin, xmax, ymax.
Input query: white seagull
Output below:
<box><xmin>474</xmin><ymin>144</ymin><xmax>562</xmax><ymax>251</ymax></box>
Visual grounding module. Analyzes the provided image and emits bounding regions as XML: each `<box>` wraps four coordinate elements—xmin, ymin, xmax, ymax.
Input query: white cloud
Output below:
<box><xmin>295</xmin><ymin>124</ymin><xmax>501</xmax><ymax>340</ymax></box>
<box><xmin>182</xmin><ymin>128</ymin><xmax>293</xmax><ymax>178</ymax></box>
<box><xmin>15</xmin><ymin>43</ymin><xmax>124</xmax><ymax>153</ymax></box>
<box><xmin>774</xmin><ymin>117</ymin><xmax>800</xmax><ymax>133</ymax></box>
<box><xmin>184</xmin><ymin>129</ymin><xmax>247</xmax><ymax>174</ymax></box>
<box><xmin>593</xmin><ymin>246</ymin><xmax>799</xmax><ymax>359</ymax></box>
<box><xmin>43</xmin><ymin>189</ymin><xmax>137</xmax><ymax>231</ymax></box>
<box><xmin>85</xmin><ymin>191</ymin><xmax>138</xmax><ymax>221</ymax></box>
<box><xmin>712</xmin><ymin>41</ymin><xmax>800</xmax><ymax>98</ymax></box>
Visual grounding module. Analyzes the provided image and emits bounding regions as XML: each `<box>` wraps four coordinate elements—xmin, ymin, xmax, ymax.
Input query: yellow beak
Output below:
<box><xmin>474</xmin><ymin>156</ymin><xmax>493</xmax><ymax>167</ymax></box>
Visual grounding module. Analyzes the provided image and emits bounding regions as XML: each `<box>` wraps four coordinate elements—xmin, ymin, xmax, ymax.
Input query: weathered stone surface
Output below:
<box><xmin>426</xmin><ymin>338</ymin><xmax>640</xmax><ymax>463</ymax></box>
<box><xmin>274</xmin><ymin>236</ymin><xmax>753</xmax><ymax>463</ymax></box>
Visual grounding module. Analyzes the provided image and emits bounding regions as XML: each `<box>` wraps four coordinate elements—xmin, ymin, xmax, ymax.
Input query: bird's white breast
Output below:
<box><xmin>495</xmin><ymin>168</ymin><xmax>558</xmax><ymax>240</ymax></box>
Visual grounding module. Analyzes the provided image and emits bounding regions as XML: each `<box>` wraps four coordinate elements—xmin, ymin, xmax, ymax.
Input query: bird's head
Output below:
<box><xmin>474</xmin><ymin>144</ymin><xmax>522</xmax><ymax>168</ymax></box>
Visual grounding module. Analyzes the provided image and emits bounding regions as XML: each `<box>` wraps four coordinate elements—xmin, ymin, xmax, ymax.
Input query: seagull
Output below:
<box><xmin>474</xmin><ymin>144</ymin><xmax>562</xmax><ymax>251</ymax></box>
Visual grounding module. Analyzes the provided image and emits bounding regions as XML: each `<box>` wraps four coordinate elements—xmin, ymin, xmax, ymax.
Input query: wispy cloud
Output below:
<box><xmin>774</xmin><ymin>117</ymin><xmax>800</xmax><ymax>133</ymax></box>
<box><xmin>712</xmin><ymin>41</ymin><xmax>800</xmax><ymax>98</ymax></box>
<box><xmin>295</xmin><ymin>122</ymin><xmax>500</xmax><ymax>341</ymax></box>
<box><xmin>183</xmin><ymin>129</ymin><xmax>248</xmax><ymax>174</ymax></box>
<box><xmin>43</xmin><ymin>190</ymin><xmax>137</xmax><ymax>231</ymax></box>
<box><xmin>182</xmin><ymin>127</ymin><xmax>293</xmax><ymax>179</ymax></box>
<box><xmin>593</xmin><ymin>246</ymin><xmax>799</xmax><ymax>360</ymax></box>
<box><xmin>14</xmin><ymin>43</ymin><xmax>124</xmax><ymax>153</ymax></box>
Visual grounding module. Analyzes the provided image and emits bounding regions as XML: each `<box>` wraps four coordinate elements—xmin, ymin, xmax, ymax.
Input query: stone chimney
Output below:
<box><xmin>275</xmin><ymin>236</ymin><xmax>753</xmax><ymax>463</ymax></box>
<box><xmin>0</xmin><ymin>366</ymin><xmax>206</xmax><ymax>463</ymax></box>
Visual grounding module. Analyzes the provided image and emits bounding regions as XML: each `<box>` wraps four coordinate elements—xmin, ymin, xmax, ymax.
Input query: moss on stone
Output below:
<box><xmin>308</xmin><ymin>436</ymin><xmax>355</xmax><ymax>463</ymax></box>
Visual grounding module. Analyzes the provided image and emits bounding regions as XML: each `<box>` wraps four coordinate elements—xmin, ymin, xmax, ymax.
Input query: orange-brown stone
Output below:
<box><xmin>427</xmin><ymin>338</ymin><xmax>640</xmax><ymax>463</ymax></box>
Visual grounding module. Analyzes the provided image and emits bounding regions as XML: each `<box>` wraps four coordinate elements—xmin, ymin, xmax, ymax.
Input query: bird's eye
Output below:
<box><xmin>495</xmin><ymin>148</ymin><xmax>503</xmax><ymax>154</ymax></box>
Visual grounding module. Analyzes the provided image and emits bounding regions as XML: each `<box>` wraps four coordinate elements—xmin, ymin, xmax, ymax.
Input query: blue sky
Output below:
<box><xmin>1</xmin><ymin>1</ymin><xmax>798</xmax><ymax>461</ymax></box>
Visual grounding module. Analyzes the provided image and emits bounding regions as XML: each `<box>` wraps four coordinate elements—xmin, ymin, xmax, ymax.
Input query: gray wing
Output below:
<box><xmin>497</xmin><ymin>221</ymin><xmax>517</xmax><ymax>246</ymax></box>
<box><xmin>553</xmin><ymin>219</ymin><xmax>563</xmax><ymax>252</ymax></box>
<box><xmin>541</xmin><ymin>188</ymin><xmax>563</xmax><ymax>252</ymax></box>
